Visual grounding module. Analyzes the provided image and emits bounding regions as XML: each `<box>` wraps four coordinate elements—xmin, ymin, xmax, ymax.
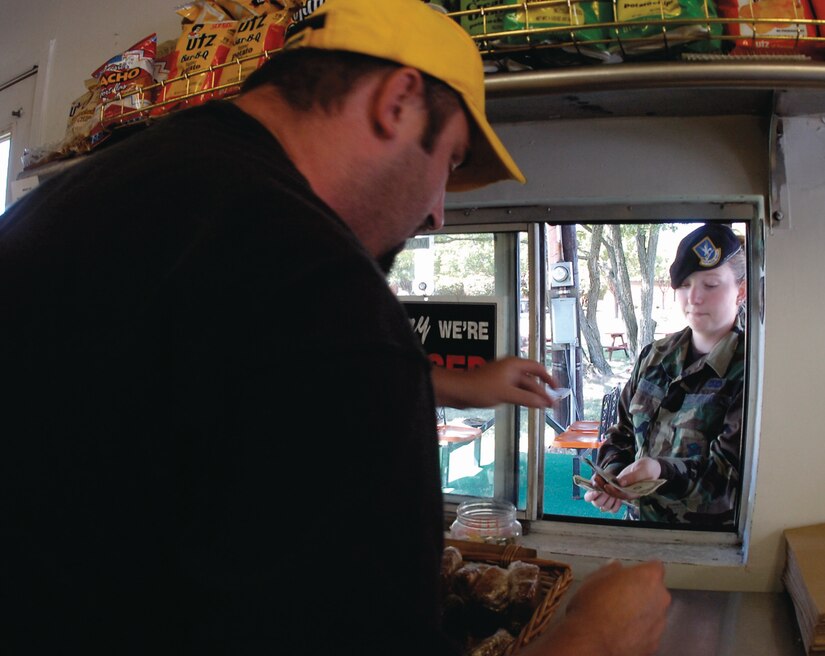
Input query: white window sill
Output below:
<box><xmin>519</xmin><ymin>520</ymin><xmax>746</xmax><ymax>567</ymax></box>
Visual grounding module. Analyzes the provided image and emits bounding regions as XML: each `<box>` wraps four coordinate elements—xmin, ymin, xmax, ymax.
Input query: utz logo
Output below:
<box><xmin>692</xmin><ymin>236</ymin><xmax>722</xmax><ymax>267</ymax></box>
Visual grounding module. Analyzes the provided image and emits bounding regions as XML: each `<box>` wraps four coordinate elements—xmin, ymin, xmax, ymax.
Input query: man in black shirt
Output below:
<box><xmin>0</xmin><ymin>1</ymin><xmax>669</xmax><ymax>654</ymax></box>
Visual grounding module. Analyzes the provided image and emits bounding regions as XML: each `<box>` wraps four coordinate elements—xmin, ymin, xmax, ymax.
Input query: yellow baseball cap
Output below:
<box><xmin>283</xmin><ymin>0</ymin><xmax>526</xmax><ymax>192</ymax></box>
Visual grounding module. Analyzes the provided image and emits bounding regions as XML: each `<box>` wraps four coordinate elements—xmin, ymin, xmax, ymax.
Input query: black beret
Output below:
<box><xmin>670</xmin><ymin>224</ymin><xmax>742</xmax><ymax>289</ymax></box>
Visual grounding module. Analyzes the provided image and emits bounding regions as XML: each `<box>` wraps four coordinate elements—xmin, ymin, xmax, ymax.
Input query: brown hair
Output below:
<box><xmin>241</xmin><ymin>49</ymin><xmax>463</xmax><ymax>155</ymax></box>
<box><xmin>727</xmin><ymin>234</ymin><xmax>747</xmax><ymax>284</ymax></box>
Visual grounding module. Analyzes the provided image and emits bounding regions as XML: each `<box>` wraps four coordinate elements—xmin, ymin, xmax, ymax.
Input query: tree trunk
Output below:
<box><xmin>579</xmin><ymin>224</ymin><xmax>612</xmax><ymax>379</ymax></box>
<box><xmin>606</xmin><ymin>225</ymin><xmax>639</xmax><ymax>356</ymax></box>
<box><xmin>636</xmin><ymin>224</ymin><xmax>660</xmax><ymax>350</ymax></box>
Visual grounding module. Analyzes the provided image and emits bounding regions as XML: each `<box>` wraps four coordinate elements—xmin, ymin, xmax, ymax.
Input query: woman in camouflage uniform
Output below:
<box><xmin>585</xmin><ymin>223</ymin><xmax>747</xmax><ymax>526</ymax></box>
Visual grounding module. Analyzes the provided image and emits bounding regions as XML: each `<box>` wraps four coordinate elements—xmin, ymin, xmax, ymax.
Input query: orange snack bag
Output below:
<box><xmin>153</xmin><ymin>20</ymin><xmax>238</xmax><ymax>114</ymax></box>
<box><xmin>717</xmin><ymin>0</ymin><xmax>820</xmax><ymax>53</ymax></box>
<box><xmin>177</xmin><ymin>0</ymin><xmax>234</xmax><ymax>23</ymax></box>
<box><xmin>221</xmin><ymin>0</ymin><xmax>285</xmax><ymax>19</ymax></box>
<box><xmin>221</xmin><ymin>9</ymin><xmax>290</xmax><ymax>95</ymax></box>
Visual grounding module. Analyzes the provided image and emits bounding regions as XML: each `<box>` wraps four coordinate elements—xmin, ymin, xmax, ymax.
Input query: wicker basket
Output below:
<box><xmin>444</xmin><ymin>539</ymin><xmax>573</xmax><ymax>655</ymax></box>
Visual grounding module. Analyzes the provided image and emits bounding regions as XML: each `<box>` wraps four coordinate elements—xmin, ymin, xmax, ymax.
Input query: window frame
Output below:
<box><xmin>0</xmin><ymin>131</ymin><xmax>11</xmax><ymax>213</ymax></box>
<box><xmin>438</xmin><ymin>198</ymin><xmax>765</xmax><ymax>566</ymax></box>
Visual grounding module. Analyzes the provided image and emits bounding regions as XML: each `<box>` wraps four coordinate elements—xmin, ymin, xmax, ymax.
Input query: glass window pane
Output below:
<box><xmin>541</xmin><ymin>221</ymin><xmax>748</xmax><ymax>530</ymax></box>
<box><xmin>388</xmin><ymin>231</ymin><xmax>525</xmax><ymax>502</ymax></box>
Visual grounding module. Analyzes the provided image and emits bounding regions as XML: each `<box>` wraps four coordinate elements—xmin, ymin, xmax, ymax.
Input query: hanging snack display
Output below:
<box><xmin>717</xmin><ymin>0</ymin><xmax>821</xmax><ymax>54</ymax></box>
<box><xmin>89</xmin><ymin>34</ymin><xmax>157</xmax><ymax>148</ymax></box>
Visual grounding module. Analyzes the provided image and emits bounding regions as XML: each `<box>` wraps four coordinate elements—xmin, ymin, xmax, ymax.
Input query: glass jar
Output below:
<box><xmin>450</xmin><ymin>499</ymin><xmax>522</xmax><ymax>545</ymax></box>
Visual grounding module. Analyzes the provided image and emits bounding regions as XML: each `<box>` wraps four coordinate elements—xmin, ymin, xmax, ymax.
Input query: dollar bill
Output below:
<box><xmin>575</xmin><ymin>457</ymin><xmax>667</xmax><ymax>497</ymax></box>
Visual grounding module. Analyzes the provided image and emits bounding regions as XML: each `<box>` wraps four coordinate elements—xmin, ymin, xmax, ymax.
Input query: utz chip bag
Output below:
<box><xmin>89</xmin><ymin>34</ymin><xmax>157</xmax><ymax>148</ymax></box>
<box><xmin>153</xmin><ymin>20</ymin><xmax>238</xmax><ymax>115</ymax></box>
<box><xmin>222</xmin><ymin>9</ymin><xmax>289</xmax><ymax>96</ymax></box>
<box><xmin>718</xmin><ymin>0</ymin><xmax>819</xmax><ymax>53</ymax></box>
<box><xmin>60</xmin><ymin>78</ymin><xmax>100</xmax><ymax>156</ymax></box>
<box><xmin>610</xmin><ymin>0</ymin><xmax>723</xmax><ymax>55</ymax></box>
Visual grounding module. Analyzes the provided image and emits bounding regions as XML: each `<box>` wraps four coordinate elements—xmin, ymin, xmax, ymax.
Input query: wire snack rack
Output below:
<box><xmin>64</xmin><ymin>3</ymin><xmax>825</xmax><ymax>142</ymax></box>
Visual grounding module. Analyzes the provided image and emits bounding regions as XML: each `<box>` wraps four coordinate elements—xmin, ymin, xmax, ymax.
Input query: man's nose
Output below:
<box><xmin>423</xmin><ymin>212</ymin><xmax>444</xmax><ymax>231</ymax></box>
<box><xmin>424</xmin><ymin>188</ymin><xmax>447</xmax><ymax>231</ymax></box>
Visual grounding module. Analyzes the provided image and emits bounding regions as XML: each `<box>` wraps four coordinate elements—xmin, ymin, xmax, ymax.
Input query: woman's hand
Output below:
<box><xmin>584</xmin><ymin>457</ymin><xmax>663</xmax><ymax>510</ymax></box>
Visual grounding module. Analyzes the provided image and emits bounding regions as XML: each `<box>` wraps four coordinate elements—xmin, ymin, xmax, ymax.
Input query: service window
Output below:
<box><xmin>389</xmin><ymin>203</ymin><xmax>763</xmax><ymax>561</ymax></box>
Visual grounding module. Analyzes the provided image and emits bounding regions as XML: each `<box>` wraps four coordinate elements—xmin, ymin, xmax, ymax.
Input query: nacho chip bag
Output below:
<box><xmin>718</xmin><ymin>0</ymin><xmax>820</xmax><ymax>53</ymax></box>
<box><xmin>90</xmin><ymin>34</ymin><xmax>157</xmax><ymax>148</ymax></box>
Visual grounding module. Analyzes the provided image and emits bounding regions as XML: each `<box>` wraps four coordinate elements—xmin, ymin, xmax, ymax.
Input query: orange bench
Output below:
<box><xmin>551</xmin><ymin>426</ymin><xmax>601</xmax><ymax>499</ymax></box>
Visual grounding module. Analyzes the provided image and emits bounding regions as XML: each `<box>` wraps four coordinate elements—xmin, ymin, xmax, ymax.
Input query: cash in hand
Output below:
<box><xmin>574</xmin><ymin>457</ymin><xmax>667</xmax><ymax>496</ymax></box>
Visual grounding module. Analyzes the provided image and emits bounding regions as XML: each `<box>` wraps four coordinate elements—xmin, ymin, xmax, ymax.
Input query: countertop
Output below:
<box><xmin>549</xmin><ymin>583</ymin><xmax>807</xmax><ymax>655</ymax></box>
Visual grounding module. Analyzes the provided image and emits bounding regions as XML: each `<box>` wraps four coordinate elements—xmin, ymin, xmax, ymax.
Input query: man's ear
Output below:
<box><xmin>370</xmin><ymin>67</ymin><xmax>425</xmax><ymax>140</ymax></box>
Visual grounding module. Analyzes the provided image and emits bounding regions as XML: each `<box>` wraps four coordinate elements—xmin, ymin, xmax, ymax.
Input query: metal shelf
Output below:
<box><xmin>482</xmin><ymin>60</ymin><xmax>825</xmax><ymax>120</ymax></box>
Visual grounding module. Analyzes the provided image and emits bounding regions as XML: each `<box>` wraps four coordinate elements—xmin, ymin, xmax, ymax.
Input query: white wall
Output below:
<box><xmin>1</xmin><ymin>0</ymin><xmax>181</xmax><ymax>181</ymax></box>
<box><xmin>457</xmin><ymin>114</ymin><xmax>825</xmax><ymax>592</ymax></box>
<box><xmin>3</xmin><ymin>2</ymin><xmax>825</xmax><ymax>594</ymax></box>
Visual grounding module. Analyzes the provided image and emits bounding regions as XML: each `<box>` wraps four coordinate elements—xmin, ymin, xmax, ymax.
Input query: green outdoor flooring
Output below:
<box><xmin>445</xmin><ymin>451</ymin><xmax>623</xmax><ymax>520</ymax></box>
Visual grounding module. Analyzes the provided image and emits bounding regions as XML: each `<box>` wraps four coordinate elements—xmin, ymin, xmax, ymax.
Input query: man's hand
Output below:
<box><xmin>432</xmin><ymin>357</ymin><xmax>559</xmax><ymax>410</ymax></box>
<box><xmin>520</xmin><ymin>560</ymin><xmax>671</xmax><ymax>656</ymax></box>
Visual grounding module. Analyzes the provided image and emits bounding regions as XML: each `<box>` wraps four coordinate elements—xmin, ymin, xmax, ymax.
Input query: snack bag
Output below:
<box><xmin>502</xmin><ymin>0</ymin><xmax>614</xmax><ymax>57</ymax></box>
<box><xmin>89</xmin><ymin>34</ymin><xmax>157</xmax><ymax>148</ymax></box>
<box><xmin>222</xmin><ymin>9</ymin><xmax>290</xmax><ymax>96</ymax></box>
<box><xmin>290</xmin><ymin>0</ymin><xmax>326</xmax><ymax>24</ymax></box>
<box><xmin>60</xmin><ymin>79</ymin><xmax>100</xmax><ymax>156</ymax></box>
<box><xmin>458</xmin><ymin>0</ymin><xmax>506</xmax><ymax>41</ymax></box>
<box><xmin>814</xmin><ymin>0</ymin><xmax>825</xmax><ymax>36</ymax></box>
<box><xmin>221</xmin><ymin>0</ymin><xmax>285</xmax><ymax>19</ymax></box>
<box><xmin>153</xmin><ymin>20</ymin><xmax>238</xmax><ymax>114</ymax></box>
<box><xmin>610</xmin><ymin>0</ymin><xmax>723</xmax><ymax>56</ymax></box>
<box><xmin>177</xmin><ymin>0</ymin><xmax>234</xmax><ymax>23</ymax></box>
<box><xmin>150</xmin><ymin>40</ymin><xmax>178</xmax><ymax>117</ymax></box>
<box><xmin>717</xmin><ymin>0</ymin><xmax>819</xmax><ymax>53</ymax></box>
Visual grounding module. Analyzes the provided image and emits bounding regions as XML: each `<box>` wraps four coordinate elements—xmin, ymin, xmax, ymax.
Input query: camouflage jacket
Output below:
<box><xmin>598</xmin><ymin>323</ymin><xmax>745</xmax><ymax>526</ymax></box>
